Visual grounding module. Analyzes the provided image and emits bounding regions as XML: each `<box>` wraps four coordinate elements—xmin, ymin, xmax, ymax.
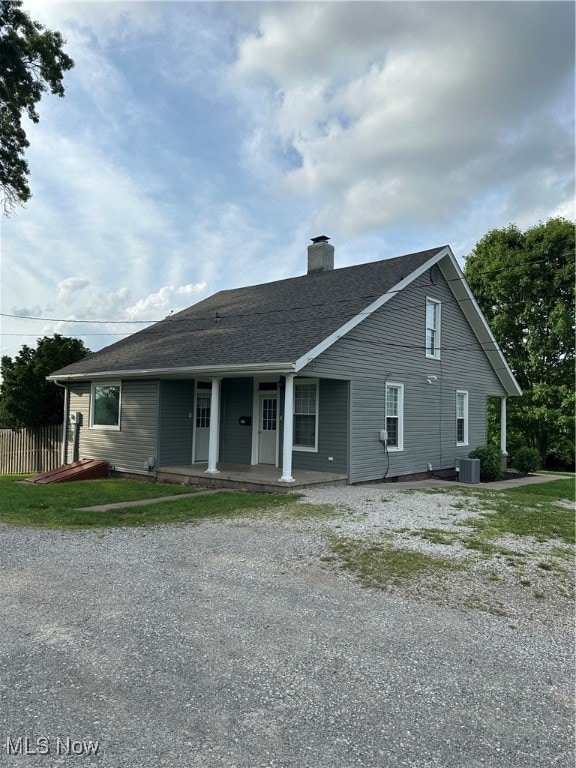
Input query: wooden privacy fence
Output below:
<box><xmin>0</xmin><ymin>425</ymin><xmax>63</xmax><ymax>474</ymax></box>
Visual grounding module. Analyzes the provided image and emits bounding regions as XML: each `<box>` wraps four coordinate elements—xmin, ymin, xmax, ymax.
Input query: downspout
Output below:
<box><xmin>500</xmin><ymin>397</ymin><xmax>508</xmax><ymax>472</ymax></box>
<box><xmin>53</xmin><ymin>380</ymin><xmax>69</xmax><ymax>466</ymax></box>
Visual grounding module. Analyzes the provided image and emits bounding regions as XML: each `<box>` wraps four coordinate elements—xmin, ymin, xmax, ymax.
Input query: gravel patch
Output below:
<box><xmin>298</xmin><ymin>485</ymin><xmax>574</xmax><ymax>624</ymax></box>
<box><xmin>0</xmin><ymin>486</ymin><xmax>573</xmax><ymax>768</ymax></box>
<box><xmin>300</xmin><ymin>485</ymin><xmax>486</xmax><ymax>532</ymax></box>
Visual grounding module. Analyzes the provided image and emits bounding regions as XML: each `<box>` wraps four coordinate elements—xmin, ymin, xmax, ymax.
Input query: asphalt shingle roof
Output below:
<box><xmin>52</xmin><ymin>247</ymin><xmax>446</xmax><ymax>377</ymax></box>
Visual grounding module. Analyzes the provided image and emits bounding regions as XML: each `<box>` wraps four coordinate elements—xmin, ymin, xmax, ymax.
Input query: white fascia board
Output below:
<box><xmin>294</xmin><ymin>246</ymin><xmax>521</xmax><ymax>397</ymax></box>
<box><xmin>294</xmin><ymin>247</ymin><xmax>453</xmax><ymax>371</ymax></box>
<box><xmin>440</xmin><ymin>256</ymin><xmax>522</xmax><ymax>397</ymax></box>
<box><xmin>48</xmin><ymin>361</ymin><xmax>295</xmax><ymax>382</ymax></box>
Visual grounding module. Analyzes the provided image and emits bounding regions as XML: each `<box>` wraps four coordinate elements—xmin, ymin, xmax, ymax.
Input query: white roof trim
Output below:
<box><xmin>294</xmin><ymin>246</ymin><xmax>521</xmax><ymax>397</ymax></box>
<box><xmin>48</xmin><ymin>361</ymin><xmax>295</xmax><ymax>382</ymax></box>
<box><xmin>50</xmin><ymin>247</ymin><xmax>521</xmax><ymax>397</ymax></box>
<box><xmin>439</xmin><ymin>255</ymin><xmax>522</xmax><ymax>397</ymax></box>
<box><xmin>294</xmin><ymin>247</ymin><xmax>452</xmax><ymax>371</ymax></box>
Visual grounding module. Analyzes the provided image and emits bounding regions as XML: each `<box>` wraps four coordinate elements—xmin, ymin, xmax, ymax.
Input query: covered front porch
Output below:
<box><xmin>158</xmin><ymin>372</ymin><xmax>349</xmax><ymax>486</ymax></box>
<box><xmin>156</xmin><ymin>462</ymin><xmax>347</xmax><ymax>493</ymax></box>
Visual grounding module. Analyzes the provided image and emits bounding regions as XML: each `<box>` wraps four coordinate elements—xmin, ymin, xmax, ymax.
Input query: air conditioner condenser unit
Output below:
<box><xmin>456</xmin><ymin>457</ymin><xmax>480</xmax><ymax>484</ymax></box>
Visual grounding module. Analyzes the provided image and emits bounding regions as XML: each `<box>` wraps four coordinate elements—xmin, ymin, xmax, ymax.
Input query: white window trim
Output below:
<box><xmin>293</xmin><ymin>377</ymin><xmax>319</xmax><ymax>453</ymax></box>
<box><xmin>456</xmin><ymin>390</ymin><xmax>469</xmax><ymax>446</ymax></box>
<box><xmin>90</xmin><ymin>381</ymin><xmax>122</xmax><ymax>430</ymax></box>
<box><xmin>385</xmin><ymin>382</ymin><xmax>404</xmax><ymax>452</ymax></box>
<box><xmin>425</xmin><ymin>297</ymin><xmax>441</xmax><ymax>360</ymax></box>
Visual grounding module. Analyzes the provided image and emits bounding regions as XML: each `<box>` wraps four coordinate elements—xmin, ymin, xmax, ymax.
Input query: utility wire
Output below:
<box><xmin>1</xmin><ymin>253</ymin><xmax>570</xmax><ymax>328</ymax></box>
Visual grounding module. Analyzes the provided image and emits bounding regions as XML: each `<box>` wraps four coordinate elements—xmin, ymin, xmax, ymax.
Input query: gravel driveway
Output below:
<box><xmin>0</xmin><ymin>487</ymin><xmax>573</xmax><ymax>768</ymax></box>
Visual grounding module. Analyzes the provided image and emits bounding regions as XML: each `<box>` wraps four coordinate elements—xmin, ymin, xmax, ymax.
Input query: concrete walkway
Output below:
<box><xmin>78</xmin><ymin>473</ymin><xmax>571</xmax><ymax>512</ymax></box>
<box><xmin>370</xmin><ymin>473</ymin><xmax>571</xmax><ymax>491</ymax></box>
<box><xmin>78</xmin><ymin>487</ymin><xmax>235</xmax><ymax>512</ymax></box>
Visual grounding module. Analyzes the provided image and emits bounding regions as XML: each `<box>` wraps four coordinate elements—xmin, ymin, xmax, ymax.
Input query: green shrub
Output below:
<box><xmin>514</xmin><ymin>446</ymin><xmax>541</xmax><ymax>475</ymax></box>
<box><xmin>468</xmin><ymin>445</ymin><xmax>502</xmax><ymax>482</ymax></box>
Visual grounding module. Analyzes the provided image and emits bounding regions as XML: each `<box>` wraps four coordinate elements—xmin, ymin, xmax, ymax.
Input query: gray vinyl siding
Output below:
<box><xmin>301</xmin><ymin>268</ymin><xmax>506</xmax><ymax>483</ymax></box>
<box><xmin>220</xmin><ymin>378</ymin><xmax>253</xmax><ymax>464</ymax></box>
<box><xmin>158</xmin><ymin>380</ymin><xmax>194</xmax><ymax>466</ymax></box>
<box><xmin>280</xmin><ymin>379</ymin><xmax>349</xmax><ymax>475</ymax></box>
<box><xmin>292</xmin><ymin>379</ymin><xmax>349</xmax><ymax>474</ymax></box>
<box><xmin>67</xmin><ymin>380</ymin><xmax>159</xmax><ymax>474</ymax></box>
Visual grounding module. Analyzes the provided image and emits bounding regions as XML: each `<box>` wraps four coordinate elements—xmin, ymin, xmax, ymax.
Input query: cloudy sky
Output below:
<box><xmin>1</xmin><ymin>0</ymin><xmax>574</xmax><ymax>361</ymax></box>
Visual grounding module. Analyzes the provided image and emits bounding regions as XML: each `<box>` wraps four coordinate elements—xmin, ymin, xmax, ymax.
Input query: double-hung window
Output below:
<box><xmin>456</xmin><ymin>390</ymin><xmax>468</xmax><ymax>446</ymax></box>
<box><xmin>90</xmin><ymin>382</ymin><xmax>121</xmax><ymax>429</ymax></box>
<box><xmin>293</xmin><ymin>378</ymin><xmax>318</xmax><ymax>451</ymax></box>
<box><xmin>426</xmin><ymin>298</ymin><xmax>441</xmax><ymax>359</ymax></box>
<box><xmin>385</xmin><ymin>383</ymin><xmax>404</xmax><ymax>451</ymax></box>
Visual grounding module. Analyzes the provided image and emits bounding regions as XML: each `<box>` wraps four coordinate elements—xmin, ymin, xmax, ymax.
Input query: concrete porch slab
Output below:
<box><xmin>156</xmin><ymin>462</ymin><xmax>348</xmax><ymax>493</ymax></box>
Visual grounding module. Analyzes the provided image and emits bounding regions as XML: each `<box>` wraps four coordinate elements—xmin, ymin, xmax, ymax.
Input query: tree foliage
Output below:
<box><xmin>468</xmin><ymin>445</ymin><xmax>502</xmax><ymax>482</ymax></box>
<box><xmin>465</xmin><ymin>217</ymin><xmax>575</xmax><ymax>467</ymax></box>
<box><xmin>0</xmin><ymin>0</ymin><xmax>74</xmax><ymax>214</ymax></box>
<box><xmin>0</xmin><ymin>335</ymin><xmax>89</xmax><ymax>429</ymax></box>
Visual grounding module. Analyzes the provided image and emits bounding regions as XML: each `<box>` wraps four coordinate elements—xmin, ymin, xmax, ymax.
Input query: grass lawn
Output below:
<box><xmin>327</xmin><ymin>477</ymin><xmax>575</xmax><ymax>591</ymax></box>
<box><xmin>0</xmin><ymin>475</ymin><xmax>298</xmax><ymax>529</ymax></box>
<box><xmin>325</xmin><ymin>533</ymin><xmax>455</xmax><ymax>589</ymax></box>
<box><xmin>459</xmin><ymin>478</ymin><xmax>575</xmax><ymax>545</ymax></box>
<box><xmin>503</xmin><ymin>477</ymin><xmax>574</xmax><ymax>502</ymax></box>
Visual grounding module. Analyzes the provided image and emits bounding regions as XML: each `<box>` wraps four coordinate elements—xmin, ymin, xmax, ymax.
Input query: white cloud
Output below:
<box><xmin>3</xmin><ymin>1</ymin><xmax>573</xmax><ymax>365</ymax></box>
<box><xmin>234</xmin><ymin>2</ymin><xmax>574</xmax><ymax>237</ymax></box>
<box><xmin>124</xmin><ymin>283</ymin><xmax>208</xmax><ymax>320</ymax></box>
<box><xmin>10</xmin><ymin>305</ymin><xmax>43</xmax><ymax>318</ymax></box>
<box><xmin>23</xmin><ymin>1</ymin><xmax>163</xmax><ymax>47</ymax></box>
<box><xmin>57</xmin><ymin>277</ymin><xmax>90</xmax><ymax>297</ymax></box>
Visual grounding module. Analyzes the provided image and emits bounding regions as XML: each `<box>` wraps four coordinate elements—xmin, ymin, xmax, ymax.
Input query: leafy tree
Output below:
<box><xmin>0</xmin><ymin>335</ymin><xmax>89</xmax><ymax>428</ymax></box>
<box><xmin>465</xmin><ymin>217</ymin><xmax>575</xmax><ymax>468</ymax></box>
<box><xmin>0</xmin><ymin>0</ymin><xmax>74</xmax><ymax>214</ymax></box>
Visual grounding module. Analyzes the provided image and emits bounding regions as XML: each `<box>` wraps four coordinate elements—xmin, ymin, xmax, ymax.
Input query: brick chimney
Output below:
<box><xmin>307</xmin><ymin>235</ymin><xmax>334</xmax><ymax>274</ymax></box>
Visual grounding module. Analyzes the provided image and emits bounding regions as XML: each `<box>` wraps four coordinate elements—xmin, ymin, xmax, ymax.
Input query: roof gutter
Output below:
<box><xmin>52</xmin><ymin>379</ymin><xmax>69</xmax><ymax>465</ymax></box>
<box><xmin>47</xmin><ymin>361</ymin><xmax>296</xmax><ymax>382</ymax></box>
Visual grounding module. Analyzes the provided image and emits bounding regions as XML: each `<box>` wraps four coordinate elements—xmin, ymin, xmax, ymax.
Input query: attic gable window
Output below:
<box><xmin>90</xmin><ymin>382</ymin><xmax>121</xmax><ymax>430</ymax></box>
<box><xmin>293</xmin><ymin>378</ymin><xmax>318</xmax><ymax>452</ymax></box>
<box><xmin>426</xmin><ymin>298</ymin><xmax>441</xmax><ymax>359</ymax></box>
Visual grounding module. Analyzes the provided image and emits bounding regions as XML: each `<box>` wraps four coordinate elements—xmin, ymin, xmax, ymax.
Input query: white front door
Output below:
<box><xmin>258</xmin><ymin>394</ymin><xmax>278</xmax><ymax>465</ymax></box>
<box><xmin>194</xmin><ymin>392</ymin><xmax>211</xmax><ymax>462</ymax></box>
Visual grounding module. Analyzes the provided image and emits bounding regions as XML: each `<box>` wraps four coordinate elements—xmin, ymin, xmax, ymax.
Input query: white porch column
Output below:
<box><xmin>61</xmin><ymin>384</ymin><xmax>69</xmax><ymax>466</ymax></box>
<box><xmin>205</xmin><ymin>377</ymin><xmax>221</xmax><ymax>474</ymax></box>
<box><xmin>500</xmin><ymin>397</ymin><xmax>508</xmax><ymax>456</ymax></box>
<box><xmin>279</xmin><ymin>374</ymin><xmax>295</xmax><ymax>483</ymax></box>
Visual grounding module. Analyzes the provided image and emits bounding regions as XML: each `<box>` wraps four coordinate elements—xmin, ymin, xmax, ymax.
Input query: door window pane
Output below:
<box><xmin>262</xmin><ymin>398</ymin><xmax>277</xmax><ymax>431</ymax></box>
<box><xmin>196</xmin><ymin>396</ymin><xmax>210</xmax><ymax>428</ymax></box>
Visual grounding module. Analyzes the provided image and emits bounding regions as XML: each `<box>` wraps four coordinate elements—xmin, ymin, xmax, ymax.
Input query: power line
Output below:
<box><xmin>1</xmin><ymin>252</ymin><xmax>570</xmax><ymax>328</ymax></box>
<box><xmin>0</xmin><ymin>313</ymin><xmax>151</xmax><ymax>324</ymax></box>
<box><xmin>0</xmin><ymin>332</ymin><xmax>133</xmax><ymax>337</ymax></box>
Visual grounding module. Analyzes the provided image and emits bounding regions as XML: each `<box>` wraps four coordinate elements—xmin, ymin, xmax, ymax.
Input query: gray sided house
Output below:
<box><xmin>49</xmin><ymin>238</ymin><xmax>521</xmax><ymax>485</ymax></box>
